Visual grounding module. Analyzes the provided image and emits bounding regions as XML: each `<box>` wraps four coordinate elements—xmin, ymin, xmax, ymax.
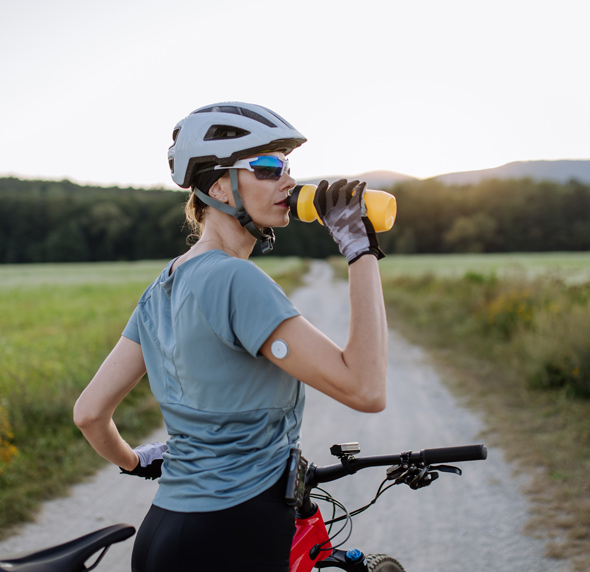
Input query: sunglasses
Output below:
<box><xmin>214</xmin><ymin>156</ymin><xmax>290</xmax><ymax>181</ymax></box>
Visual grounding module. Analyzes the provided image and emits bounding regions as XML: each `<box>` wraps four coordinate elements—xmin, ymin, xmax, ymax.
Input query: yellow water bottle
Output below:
<box><xmin>288</xmin><ymin>184</ymin><xmax>397</xmax><ymax>232</ymax></box>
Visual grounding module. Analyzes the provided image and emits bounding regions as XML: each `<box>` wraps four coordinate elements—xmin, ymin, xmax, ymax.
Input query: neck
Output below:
<box><xmin>194</xmin><ymin>212</ymin><xmax>257</xmax><ymax>260</ymax></box>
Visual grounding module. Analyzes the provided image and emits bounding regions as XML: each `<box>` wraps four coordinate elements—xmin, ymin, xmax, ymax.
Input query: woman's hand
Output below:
<box><xmin>120</xmin><ymin>442</ymin><xmax>168</xmax><ymax>480</ymax></box>
<box><xmin>313</xmin><ymin>179</ymin><xmax>385</xmax><ymax>264</ymax></box>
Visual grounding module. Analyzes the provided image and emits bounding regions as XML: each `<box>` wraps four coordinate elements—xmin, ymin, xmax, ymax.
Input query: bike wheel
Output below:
<box><xmin>365</xmin><ymin>553</ymin><xmax>406</xmax><ymax>572</ymax></box>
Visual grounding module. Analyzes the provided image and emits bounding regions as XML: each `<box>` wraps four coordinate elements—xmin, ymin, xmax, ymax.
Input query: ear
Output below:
<box><xmin>208</xmin><ymin>179</ymin><xmax>230</xmax><ymax>203</ymax></box>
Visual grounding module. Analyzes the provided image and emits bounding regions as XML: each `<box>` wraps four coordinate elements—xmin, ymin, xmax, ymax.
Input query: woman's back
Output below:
<box><xmin>122</xmin><ymin>250</ymin><xmax>305</xmax><ymax>511</ymax></box>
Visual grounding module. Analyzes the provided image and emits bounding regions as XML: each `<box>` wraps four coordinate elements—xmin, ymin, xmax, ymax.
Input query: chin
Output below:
<box><xmin>277</xmin><ymin>214</ymin><xmax>291</xmax><ymax>228</ymax></box>
<box><xmin>258</xmin><ymin>212</ymin><xmax>290</xmax><ymax>229</ymax></box>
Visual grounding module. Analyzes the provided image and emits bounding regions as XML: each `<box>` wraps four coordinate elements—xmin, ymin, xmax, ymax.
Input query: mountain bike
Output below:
<box><xmin>0</xmin><ymin>442</ymin><xmax>487</xmax><ymax>571</ymax></box>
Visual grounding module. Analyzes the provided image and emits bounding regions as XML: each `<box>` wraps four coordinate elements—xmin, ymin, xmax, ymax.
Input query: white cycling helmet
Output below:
<box><xmin>168</xmin><ymin>102</ymin><xmax>307</xmax><ymax>189</ymax></box>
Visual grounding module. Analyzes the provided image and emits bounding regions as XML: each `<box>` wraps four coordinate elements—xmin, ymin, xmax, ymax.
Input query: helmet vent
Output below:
<box><xmin>193</xmin><ymin>105</ymin><xmax>277</xmax><ymax>128</ymax></box>
<box><xmin>267</xmin><ymin>110</ymin><xmax>296</xmax><ymax>130</ymax></box>
<box><xmin>204</xmin><ymin>125</ymin><xmax>250</xmax><ymax>141</ymax></box>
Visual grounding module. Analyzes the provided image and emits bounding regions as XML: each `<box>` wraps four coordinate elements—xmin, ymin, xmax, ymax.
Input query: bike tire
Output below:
<box><xmin>365</xmin><ymin>553</ymin><xmax>406</xmax><ymax>572</ymax></box>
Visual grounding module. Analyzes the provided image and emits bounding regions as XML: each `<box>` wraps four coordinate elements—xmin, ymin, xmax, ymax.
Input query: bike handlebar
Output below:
<box><xmin>308</xmin><ymin>444</ymin><xmax>487</xmax><ymax>487</ymax></box>
<box><xmin>421</xmin><ymin>444</ymin><xmax>487</xmax><ymax>465</ymax></box>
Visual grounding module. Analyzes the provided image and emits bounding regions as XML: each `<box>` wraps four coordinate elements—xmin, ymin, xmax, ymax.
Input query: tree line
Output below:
<box><xmin>382</xmin><ymin>177</ymin><xmax>590</xmax><ymax>255</ymax></box>
<box><xmin>1</xmin><ymin>176</ymin><xmax>589</xmax><ymax>264</ymax></box>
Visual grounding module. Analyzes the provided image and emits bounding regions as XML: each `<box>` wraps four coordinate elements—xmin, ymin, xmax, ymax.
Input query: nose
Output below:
<box><xmin>282</xmin><ymin>172</ymin><xmax>296</xmax><ymax>191</ymax></box>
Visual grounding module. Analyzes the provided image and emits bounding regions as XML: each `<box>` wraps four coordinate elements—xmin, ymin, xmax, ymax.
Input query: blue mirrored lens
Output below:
<box><xmin>249</xmin><ymin>156</ymin><xmax>286</xmax><ymax>180</ymax></box>
<box><xmin>250</xmin><ymin>156</ymin><xmax>282</xmax><ymax>167</ymax></box>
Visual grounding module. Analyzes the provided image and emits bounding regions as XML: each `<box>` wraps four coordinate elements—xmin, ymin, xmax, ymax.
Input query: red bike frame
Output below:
<box><xmin>290</xmin><ymin>507</ymin><xmax>332</xmax><ymax>571</ymax></box>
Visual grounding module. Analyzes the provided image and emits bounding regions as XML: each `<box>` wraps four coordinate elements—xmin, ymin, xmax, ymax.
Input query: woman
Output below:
<box><xmin>74</xmin><ymin>102</ymin><xmax>388</xmax><ymax>571</ymax></box>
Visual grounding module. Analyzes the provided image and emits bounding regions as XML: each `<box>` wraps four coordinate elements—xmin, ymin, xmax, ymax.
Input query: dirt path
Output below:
<box><xmin>294</xmin><ymin>262</ymin><xmax>570</xmax><ymax>572</ymax></box>
<box><xmin>0</xmin><ymin>261</ymin><xmax>571</xmax><ymax>571</ymax></box>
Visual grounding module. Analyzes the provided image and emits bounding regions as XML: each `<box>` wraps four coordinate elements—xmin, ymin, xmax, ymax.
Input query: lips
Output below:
<box><xmin>275</xmin><ymin>198</ymin><xmax>289</xmax><ymax>208</ymax></box>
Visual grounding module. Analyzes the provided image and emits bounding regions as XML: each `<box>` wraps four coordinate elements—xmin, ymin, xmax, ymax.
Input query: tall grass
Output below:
<box><xmin>377</xmin><ymin>260</ymin><xmax>590</xmax><ymax>571</ymax></box>
<box><xmin>0</xmin><ymin>257</ymin><xmax>306</xmax><ymax>536</ymax></box>
<box><xmin>0</xmin><ymin>279</ymin><xmax>160</xmax><ymax>533</ymax></box>
<box><xmin>381</xmin><ymin>271</ymin><xmax>590</xmax><ymax>398</ymax></box>
<box><xmin>0</xmin><ymin>405</ymin><xmax>17</xmax><ymax>474</ymax></box>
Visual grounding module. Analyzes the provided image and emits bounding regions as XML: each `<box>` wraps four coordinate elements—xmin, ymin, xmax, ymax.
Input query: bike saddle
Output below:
<box><xmin>0</xmin><ymin>523</ymin><xmax>136</xmax><ymax>572</ymax></box>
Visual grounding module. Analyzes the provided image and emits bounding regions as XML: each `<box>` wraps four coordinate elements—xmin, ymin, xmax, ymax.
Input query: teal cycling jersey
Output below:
<box><xmin>122</xmin><ymin>250</ymin><xmax>304</xmax><ymax>511</ymax></box>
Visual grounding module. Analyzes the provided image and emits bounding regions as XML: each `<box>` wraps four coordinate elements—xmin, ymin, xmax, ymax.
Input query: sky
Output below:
<box><xmin>1</xmin><ymin>0</ymin><xmax>589</xmax><ymax>189</ymax></box>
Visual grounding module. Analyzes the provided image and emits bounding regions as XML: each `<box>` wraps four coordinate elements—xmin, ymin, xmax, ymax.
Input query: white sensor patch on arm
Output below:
<box><xmin>270</xmin><ymin>339</ymin><xmax>289</xmax><ymax>360</ymax></box>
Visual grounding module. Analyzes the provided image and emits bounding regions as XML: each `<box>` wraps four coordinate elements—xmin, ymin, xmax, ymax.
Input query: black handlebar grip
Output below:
<box><xmin>421</xmin><ymin>444</ymin><xmax>487</xmax><ymax>465</ymax></box>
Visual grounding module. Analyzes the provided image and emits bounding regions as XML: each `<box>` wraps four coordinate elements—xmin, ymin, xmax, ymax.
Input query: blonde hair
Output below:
<box><xmin>184</xmin><ymin>170</ymin><xmax>230</xmax><ymax>243</ymax></box>
<box><xmin>184</xmin><ymin>190</ymin><xmax>206</xmax><ymax>244</ymax></box>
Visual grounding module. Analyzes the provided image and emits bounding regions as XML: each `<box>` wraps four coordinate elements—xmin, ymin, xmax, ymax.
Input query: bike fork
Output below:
<box><xmin>316</xmin><ymin>548</ymin><xmax>368</xmax><ymax>571</ymax></box>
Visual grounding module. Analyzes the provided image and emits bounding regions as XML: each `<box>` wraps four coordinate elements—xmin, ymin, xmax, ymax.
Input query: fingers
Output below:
<box><xmin>313</xmin><ymin>179</ymin><xmax>330</xmax><ymax>216</ymax></box>
<box><xmin>326</xmin><ymin>179</ymin><xmax>347</xmax><ymax>208</ymax></box>
<box><xmin>313</xmin><ymin>178</ymin><xmax>368</xmax><ymax>218</ymax></box>
<box><xmin>316</xmin><ymin>180</ymin><xmax>329</xmax><ymax>194</ymax></box>
<box><xmin>354</xmin><ymin>182</ymin><xmax>367</xmax><ymax>212</ymax></box>
<box><xmin>355</xmin><ymin>181</ymin><xmax>366</xmax><ymax>198</ymax></box>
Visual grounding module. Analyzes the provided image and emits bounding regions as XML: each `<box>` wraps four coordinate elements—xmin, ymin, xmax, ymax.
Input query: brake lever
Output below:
<box><xmin>430</xmin><ymin>464</ymin><xmax>462</xmax><ymax>476</ymax></box>
<box><xmin>386</xmin><ymin>463</ymin><xmax>462</xmax><ymax>490</ymax></box>
<box><xmin>385</xmin><ymin>464</ymin><xmax>435</xmax><ymax>488</ymax></box>
<box><xmin>407</xmin><ymin>464</ymin><xmax>463</xmax><ymax>490</ymax></box>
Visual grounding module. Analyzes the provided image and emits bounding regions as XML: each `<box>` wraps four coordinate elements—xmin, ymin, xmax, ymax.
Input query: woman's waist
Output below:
<box><xmin>154</xmin><ymin>444</ymin><xmax>292</xmax><ymax>512</ymax></box>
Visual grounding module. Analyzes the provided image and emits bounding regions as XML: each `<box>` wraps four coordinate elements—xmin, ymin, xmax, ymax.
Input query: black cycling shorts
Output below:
<box><xmin>131</xmin><ymin>473</ymin><xmax>295</xmax><ymax>572</ymax></box>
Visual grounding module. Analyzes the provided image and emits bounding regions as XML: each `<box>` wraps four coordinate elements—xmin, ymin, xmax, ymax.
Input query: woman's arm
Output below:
<box><xmin>262</xmin><ymin>180</ymin><xmax>388</xmax><ymax>412</ymax></box>
<box><xmin>73</xmin><ymin>336</ymin><xmax>146</xmax><ymax>471</ymax></box>
<box><xmin>261</xmin><ymin>254</ymin><xmax>388</xmax><ymax>413</ymax></box>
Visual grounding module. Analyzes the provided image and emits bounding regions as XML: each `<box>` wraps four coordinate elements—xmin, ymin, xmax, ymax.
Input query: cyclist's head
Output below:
<box><xmin>172</xmin><ymin>102</ymin><xmax>306</xmax><ymax>251</ymax></box>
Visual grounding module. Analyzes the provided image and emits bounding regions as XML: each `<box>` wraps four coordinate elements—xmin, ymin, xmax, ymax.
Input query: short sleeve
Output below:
<box><xmin>197</xmin><ymin>259</ymin><xmax>299</xmax><ymax>357</ymax></box>
<box><xmin>229</xmin><ymin>262</ymin><xmax>300</xmax><ymax>356</ymax></box>
<box><xmin>122</xmin><ymin>306</ymin><xmax>141</xmax><ymax>344</ymax></box>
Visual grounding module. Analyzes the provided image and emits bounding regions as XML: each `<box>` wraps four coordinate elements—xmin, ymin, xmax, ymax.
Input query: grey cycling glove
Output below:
<box><xmin>313</xmin><ymin>179</ymin><xmax>385</xmax><ymax>264</ymax></box>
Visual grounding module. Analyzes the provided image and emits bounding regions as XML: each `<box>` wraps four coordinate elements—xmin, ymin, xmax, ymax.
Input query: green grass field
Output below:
<box><xmin>0</xmin><ymin>260</ymin><xmax>169</xmax><ymax>288</ymax></box>
<box><xmin>378</xmin><ymin>252</ymin><xmax>590</xmax><ymax>283</ymax></box>
<box><xmin>374</xmin><ymin>253</ymin><xmax>590</xmax><ymax>571</ymax></box>
<box><xmin>2</xmin><ymin>252</ymin><xmax>587</xmax><ymax>288</ymax></box>
<box><xmin>0</xmin><ymin>256</ymin><xmax>306</xmax><ymax>536</ymax></box>
<box><xmin>0</xmin><ymin>253</ymin><xmax>588</xmax><ymax>568</ymax></box>
<box><xmin>0</xmin><ymin>256</ymin><xmax>305</xmax><ymax>288</ymax></box>
<box><xmin>0</xmin><ymin>267</ymin><xmax>161</xmax><ymax>534</ymax></box>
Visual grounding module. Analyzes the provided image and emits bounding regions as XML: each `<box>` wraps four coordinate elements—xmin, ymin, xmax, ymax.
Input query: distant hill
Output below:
<box><xmin>298</xmin><ymin>170</ymin><xmax>415</xmax><ymax>189</ymax></box>
<box><xmin>432</xmin><ymin>160</ymin><xmax>590</xmax><ymax>185</ymax></box>
<box><xmin>297</xmin><ymin>160</ymin><xmax>590</xmax><ymax>189</ymax></box>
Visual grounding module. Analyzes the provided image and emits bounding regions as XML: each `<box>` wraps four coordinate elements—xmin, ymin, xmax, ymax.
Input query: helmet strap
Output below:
<box><xmin>193</xmin><ymin>169</ymin><xmax>275</xmax><ymax>254</ymax></box>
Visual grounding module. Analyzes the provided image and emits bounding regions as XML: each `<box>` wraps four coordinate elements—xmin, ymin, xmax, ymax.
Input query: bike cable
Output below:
<box><xmin>320</xmin><ymin>477</ymin><xmax>398</xmax><ymax>525</ymax></box>
<box><xmin>310</xmin><ymin>489</ymin><xmax>353</xmax><ymax>553</ymax></box>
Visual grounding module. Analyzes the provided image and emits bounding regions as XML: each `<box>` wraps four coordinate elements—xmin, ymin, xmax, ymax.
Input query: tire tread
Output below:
<box><xmin>365</xmin><ymin>553</ymin><xmax>406</xmax><ymax>572</ymax></box>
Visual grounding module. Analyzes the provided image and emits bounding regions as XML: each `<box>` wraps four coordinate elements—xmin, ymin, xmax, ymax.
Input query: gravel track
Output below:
<box><xmin>0</xmin><ymin>261</ymin><xmax>571</xmax><ymax>571</ymax></box>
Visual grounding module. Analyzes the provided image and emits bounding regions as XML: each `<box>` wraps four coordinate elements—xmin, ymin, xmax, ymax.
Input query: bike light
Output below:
<box><xmin>330</xmin><ymin>443</ymin><xmax>361</xmax><ymax>457</ymax></box>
